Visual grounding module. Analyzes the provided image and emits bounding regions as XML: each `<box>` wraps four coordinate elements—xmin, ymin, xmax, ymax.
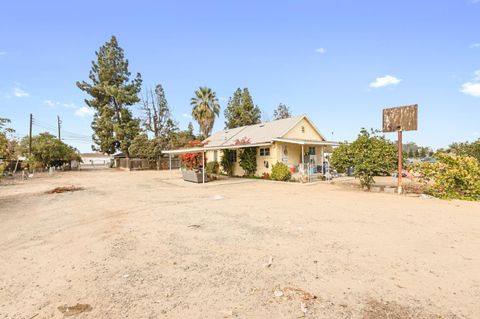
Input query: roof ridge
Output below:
<box><xmin>212</xmin><ymin>115</ymin><xmax>304</xmax><ymax>135</ymax></box>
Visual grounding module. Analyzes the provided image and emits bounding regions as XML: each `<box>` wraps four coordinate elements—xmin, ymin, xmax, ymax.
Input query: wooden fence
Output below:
<box><xmin>114</xmin><ymin>157</ymin><xmax>181</xmax><ymax>171</ymax></box>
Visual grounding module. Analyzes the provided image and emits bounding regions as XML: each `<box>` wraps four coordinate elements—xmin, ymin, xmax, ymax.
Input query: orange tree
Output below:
<box><xmin>331</xmin><ymin>129</ymin><xmax>397</xmax><ymax>189</ymax></box>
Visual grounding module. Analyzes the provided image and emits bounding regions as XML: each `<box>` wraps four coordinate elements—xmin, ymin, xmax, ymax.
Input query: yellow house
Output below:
<box><xmin>164</xmin><ymin>115</ymin><xmax>339</xmax><ymax>180</ymax></box>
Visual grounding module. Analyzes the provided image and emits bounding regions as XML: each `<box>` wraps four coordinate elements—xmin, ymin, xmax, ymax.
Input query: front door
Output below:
<box><xmin>282</xmin><ymin>145</ymin><xmax>289</xmax><ymax>164</ymax></box>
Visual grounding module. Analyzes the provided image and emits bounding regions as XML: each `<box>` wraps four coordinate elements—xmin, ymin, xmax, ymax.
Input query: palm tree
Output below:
<box><xmin>190</xmin><ymin>87</ymin><xmax>220</xmax><ymax>138</ymax></box>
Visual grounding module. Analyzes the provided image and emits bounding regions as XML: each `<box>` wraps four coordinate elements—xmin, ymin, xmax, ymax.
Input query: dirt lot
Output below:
<box><xmin>0</xmin><ymin>170</ymin><xmax>479</xmax><ymax>318</ymax></box>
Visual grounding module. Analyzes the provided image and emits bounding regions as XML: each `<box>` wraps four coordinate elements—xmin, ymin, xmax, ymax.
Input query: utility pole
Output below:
<box><xmin>29</xmin><ymin>113</ymin><xmax>33</xmax><ymax>155</ymax></box>
<box><xmin>397</xmin><ymin>129</ymin><xmax>403</xmax><ymax>194</ymax></box>
<box><xmin>57</xmin><ymin>115</ymin><xmax>61</xmax><ymax>141</ymax></box>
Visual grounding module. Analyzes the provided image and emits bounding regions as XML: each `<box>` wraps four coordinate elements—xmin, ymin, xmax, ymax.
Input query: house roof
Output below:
<box><xmin>81</xmin><ymin>152</ymin><xmax>111</xmax><ymax>158</ymax></box>
<box><xmin>203</xmin><ymin>115</ymin><xmax>323</xmax><ymax>147</ymax></box>
<box><xmin>163</xmin><ymin>115</ymin><xmax>337</xmax><ymax>154</ymax></box>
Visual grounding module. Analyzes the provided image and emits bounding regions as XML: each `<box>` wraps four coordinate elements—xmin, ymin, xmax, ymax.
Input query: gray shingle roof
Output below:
<box><xmin>203</xmin><ymin>115</ymin><xmax>306</xmax><ymax>147</ymax></box>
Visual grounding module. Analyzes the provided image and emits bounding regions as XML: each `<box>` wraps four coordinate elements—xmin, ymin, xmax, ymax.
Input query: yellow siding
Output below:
<box><xmin>256</xmin><ymin>144</ymin><xmax>277</xmax><ymax>176</ymax></box>
<box><xmin>282</xmin><ymin>118</ymin><xmax>324</xmax><ymax>141</ymax></box>
<box><xmin>203</xmin><ymin>118</ymin><xmax>327</xmax><ymax>177</ymax></box>
<box><xmin>206</xmin><ymin>145</ymin><xmax>277</xmax><ymax>177</ymax></box>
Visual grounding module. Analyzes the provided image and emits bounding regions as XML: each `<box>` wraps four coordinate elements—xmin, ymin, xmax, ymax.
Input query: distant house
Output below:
<box><xmin>80</xmin><ymin>152</ymin><xmax>111</xmax><ymax>167</ymax></box>
<box><xmin>164</xmin><ymin>115</ymin><xmax>339</xmax><ymax>177</ymax></box>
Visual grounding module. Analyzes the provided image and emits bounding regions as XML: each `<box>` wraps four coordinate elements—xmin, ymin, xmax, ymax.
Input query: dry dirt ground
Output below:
<box><xmin>0</xmin><ymin>170</ymin><xmax>479</xmax><ymax>319</ymax></box>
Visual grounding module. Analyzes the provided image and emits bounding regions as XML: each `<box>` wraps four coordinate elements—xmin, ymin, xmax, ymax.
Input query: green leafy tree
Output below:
<box><xmin>329</xmin><ymin>143</ymin><xmax>354</xmax><ymax>174</ymax></box>
<box><xmin>0</xmin><ymin>118</ymin><xmax>14</xmax><ymax>160</ymax></box>
<box><xmin>140</xmin><ymin>84</ymin><xmax>178</xmax><ymax>150</ymax></box>
<box><xmin>170</xmin><ymin>125</ymin><xmax>196</xmax><ymax>149</ymax></box>
<box><xmin>331</xmin><ymin>129</ymin><xmax>397</xmax><ymax>189</ymax></box>
<box><xmin>128</xmin><ymin>135</ymin><xmax>162</xmax><ymax>160</ymax></box>
<box><xmin>224</xmin><ymin>88</ymin><xmax>261</xmax><ymax>129</ymax></box>
<box><xmin>191</xmin><ymin>87</ymin><xmax>220</xmax><ymax>138</ymax></box>
<box><xmin>19</xmin><ymin>132</ymin><xmax>80</xmax><ymax>167</ymax></box>
<box><xmin>446</xmin><ymin>139</ymin><xmax>480</xmax><ymax>162</ymax></box>
<box><xmin>76</xmin><ymin>35</ymin><xmax>142</xmax><ymax>156</ymax></box>
<box><xmin>408</xmin><ymin>149</ymin><xmax>414</xmax><ymax>158</ymax></box>
<box><xmin>273</xmin><ymin>103</ymin><xmax>292</xmax><ymax>120</ymax></box>
<box><xmin>419</xmin><ymin>147</ymin><xmax>427</xmax><ymax>158</ymax></box>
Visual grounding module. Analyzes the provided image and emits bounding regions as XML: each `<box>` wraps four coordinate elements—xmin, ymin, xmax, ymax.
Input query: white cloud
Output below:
<box><xmin>471</xmin><ymin>43</ymin><xmax>480</xmax><ymax>48</ymax></box>
<box><xmin>182</xmin><ymin>113</ymin><xmax>192</xmax><ymax>119</ymax></box>
<box><xmin>14</xmin><ymin>87</ymin><xmax>30</xmax><ymax>97</ymax></box>
<box><xmin>44</xmin><ymin>100</ymin><xmax>78</xmax><ymax>109</ymax></box>
<box><xmin>315</xmin><ymin>48</ymin><xmax>326</xmax><ymax>54</ymax></box>
<box><xmin>0</xmin><ymin>51</ymin><xmax>6</xmax><ymax>56</ymax></box>
<box><xmin>461</xmin><ymin>82</ymin><xmax>480</xmax><ymax>97</ymax></box>
<box><xmin>218</xmin><ymin>96</ymin><xmax>227</xmax><ymax>101</ymax></box>
<box><xmin>369</xmin><ymin>75</ymin><xmax>402</xmax><ymax>88</ymax></box>
<box><xmin>44</xmin><ymin>100</ymin><xmax>58</xmax><ymax>107</ymax></box>
<box><xmin>460</xmin><ymin>70</ymin><xmax>480</xmax><ymax>97</ymax></box>
<box><xmin>474</xmin><ymin>70</ymin><xmax>480</xmax><ymax>81</ymax></box>
<box><xmin>62</xmin><ymin>103</ymin><xmax>76</xmax><ymax>109</ymax></box>
<box><xmin>74</xmin><ymin>106</ymin><xmax>94</xmax><ymax>117</ymax></box>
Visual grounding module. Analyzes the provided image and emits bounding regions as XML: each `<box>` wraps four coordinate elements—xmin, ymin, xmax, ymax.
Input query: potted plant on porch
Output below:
<box><xmin>180</xmin><ymin>140</ymin><xmax>208</xmax><ymax>183</ymax></box>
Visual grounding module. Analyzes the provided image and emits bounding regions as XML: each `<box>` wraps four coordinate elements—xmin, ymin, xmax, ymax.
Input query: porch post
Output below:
<box><xmin>202</xmin><ymin>151</ymin><xmax>205</xmax><ymax>184</ymax></box>
<box><xmin>169</xmin><ymin>153</ymin><xmax>172</xmax><ymax>171</ymax></box>
<box><xmin>320</xmin><ymin>146</ymin><xmax>325</xmax><ymax>174</ymax></box>
<box><xmin>301</xmin><ymin>144</ymin><xmax>304</xmax><ymax>174</ymax></box>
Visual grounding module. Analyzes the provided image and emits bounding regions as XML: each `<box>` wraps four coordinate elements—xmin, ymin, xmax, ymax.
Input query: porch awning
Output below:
<box><xmin>162</xmin><ymin>142</ymin><xmax>272</xmax><ymax>155</ymax></box>
<box><xmin>272</xmin><ymin>138</ymin><xmax>340</xmax><ymax>146</ymax></box>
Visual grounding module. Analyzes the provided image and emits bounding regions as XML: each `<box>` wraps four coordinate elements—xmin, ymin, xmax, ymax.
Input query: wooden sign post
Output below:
<box><xmin>382</xmin><ymin>104</ymin><xmax>418</xmax><ymax>194</ymax></box>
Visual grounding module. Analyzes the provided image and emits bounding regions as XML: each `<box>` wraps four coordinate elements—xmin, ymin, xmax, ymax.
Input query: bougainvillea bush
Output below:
<box><xmin>411</xmin><ymin>153</ymin><xmax>480</xmax><ymax>201</ymax></box>
<box><xmin>180</xmin><ymin>140</ymin><xmax>206</xmax><ymax>171</ymax></box>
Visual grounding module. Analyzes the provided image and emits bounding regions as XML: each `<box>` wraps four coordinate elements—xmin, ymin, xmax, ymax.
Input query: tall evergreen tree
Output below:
<box><xmin>273</xmin><ymin>103</ymin><xmax>292</xmax><ymax>120</ymax></box>
<box><xmin>224</xmin><ymin>88</ymin><xmax>261</xmax><ymax>129</ymax></box>
<box><xmin>76</xmin><ymin>35</ymin><xmax>142</xmax><ymax>156</ymax></box>
<box><xmin>187</xmin><ymin>122</ymin><xmax>194</xmax><ymax>137</ymax></box>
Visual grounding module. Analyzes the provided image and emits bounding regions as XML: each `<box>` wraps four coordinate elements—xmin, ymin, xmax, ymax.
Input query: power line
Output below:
<box><xmin>30</xmin><ymin>115</ymin><xmax>93</xmax><ymax>143</ymax></box>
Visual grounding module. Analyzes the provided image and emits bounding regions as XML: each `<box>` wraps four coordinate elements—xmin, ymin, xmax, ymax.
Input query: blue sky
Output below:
<box><xmin>1</xmin><ymin>0</ymin><xmax>479</xmax><ymax>152</ymax></box>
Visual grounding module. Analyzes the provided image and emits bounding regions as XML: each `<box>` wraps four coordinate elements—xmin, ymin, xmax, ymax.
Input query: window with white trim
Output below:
<box><xmin>308</xmin><ymin>147</ymin><xmax>316</xmax><ymax>155</ymax></box>
<box><xmin>259</xmin><ymin>147</ymin><xmax>270</xmax><ymax>156</ymax></box>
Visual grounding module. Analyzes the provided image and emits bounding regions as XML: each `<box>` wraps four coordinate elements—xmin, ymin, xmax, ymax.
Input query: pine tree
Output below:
<box><xmin>408</xmin><ymin>149</ymin><xmax>414</xmax><ymax>158</ymax></box>
<box><xmin>273</xmin><ymin>103</ymin><xmax>292</xmax><ymax>120</ymax></box>
<box><xmin>187</xmin><ymin>122</ymin><xmax>194</xmax><ymax>137</ymax></box>
<box><xmin>224</xmin><ymin>88</ymin><xmax>261</xmax><ymax>129</ymax></box>
<box><xmin>76</xmin><ymin>35</ymin><xmax>142</xmax><ymax>156</ymax></box>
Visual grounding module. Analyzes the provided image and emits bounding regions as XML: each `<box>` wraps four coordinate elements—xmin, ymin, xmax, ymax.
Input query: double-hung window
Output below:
<box><xmin>259</xmin><ymin>147</ymin><xmax>270</xmax><ymax>156</ymax></box>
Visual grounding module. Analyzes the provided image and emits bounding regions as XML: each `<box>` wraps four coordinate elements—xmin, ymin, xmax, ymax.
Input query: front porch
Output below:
<box><xmin>273</xmin><ymin>138</ymin><xmax>337</xmax><ymax>182</ymax></box>
<box><xmin>162</xmin><ymin>138</ymin><xmax>338</xmax><ymax>184</ymax></box>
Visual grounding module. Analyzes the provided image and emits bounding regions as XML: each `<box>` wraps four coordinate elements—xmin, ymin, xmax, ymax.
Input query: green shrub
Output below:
<box><xmin>271</xmin><ymin>162</ymin><xmax>291</xmax><ymax>181</ymax></box>
<box><xmin>411</xmin><ymin>153</ymin><xmax>480</xmax><ymax>201</ymax></box>
<box><xmin>220</xmin><ymin>149</ymin><xmax>235</xmax><ymax>176</ymax></box>
<box><xmin>206</xmin><ymin>161</ymin><xmax>219</xmax><ymax>175</ymax></box>
<box><xmin>239</xmin><ymin>147</ymin><xmax>257</xmax><ymax>177</ymax></box>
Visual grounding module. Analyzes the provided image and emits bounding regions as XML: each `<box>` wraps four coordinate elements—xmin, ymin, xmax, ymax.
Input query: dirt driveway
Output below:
<box><xmin>0</xmin><ymin>170</ymin><xmax>479</xmax><ymax>318</ymax></box>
